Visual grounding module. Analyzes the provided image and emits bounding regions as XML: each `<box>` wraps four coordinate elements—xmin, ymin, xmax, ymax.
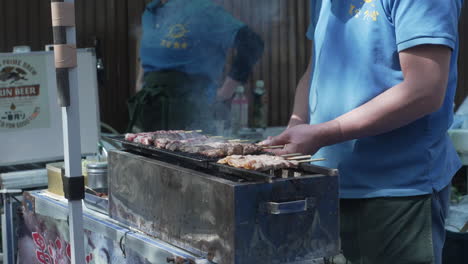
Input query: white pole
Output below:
<box><xmin>61</xmin><ymin>74</ymin><xmax>86</xmax><ymax>264</ymax></box>
<box><xmin>51</xmin><ymin>0</ymin><xmax>85</xmax><ymax>263</ymax></box>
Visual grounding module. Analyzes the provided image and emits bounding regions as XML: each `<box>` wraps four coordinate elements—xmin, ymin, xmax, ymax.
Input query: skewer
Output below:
<box><xmin>261</xmin><ymin>145</ymin><xmax>284</xmax><ymax>149</ymax></box>
<box><xmin>228</xmin><ymin>139</ymin><xmax>251</xmax><ymax>143</ymax></box>
<box><xmin>297</xmin><ymin>158</ymin><xmax>326</xmax><ymax>163</ymax></box>
<box><xmin>85</xmin><ymin>186</ymin><xmax>99</xmax><ymax>195</ymax></box>
<box><xmin>286</xmin><ymin>155</ymin><xmax>312</xmax><ymax>160</ymax></box>
<box><xmin>280</xmin><ymin>153</ymin><xmax>303</xmax><ymax>157</ymax></box>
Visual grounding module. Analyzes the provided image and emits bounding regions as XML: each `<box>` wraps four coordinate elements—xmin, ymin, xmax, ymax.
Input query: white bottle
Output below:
<box><xmin>253</xmin><ymin>80</ymin><xmax>267</xmax><ymax>128</ymax></box>
<box><xmin>231</xmin><ymin>86</ymin><xmax>249</xmax><ymax>135</ymax></box>
<box><xmin>239</xmin><ymin>86</ymin><xmax>249</xmax><ymax>129</ymax></box>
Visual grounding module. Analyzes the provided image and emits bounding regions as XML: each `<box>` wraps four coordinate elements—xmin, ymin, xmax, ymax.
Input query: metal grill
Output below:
<box><xmin>106</xmin><ymin>136</ymin><xmax>338</xmax><ymax>183</ymax></box>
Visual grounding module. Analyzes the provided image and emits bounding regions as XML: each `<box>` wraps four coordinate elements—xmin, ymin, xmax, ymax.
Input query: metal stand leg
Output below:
<box><xmin>1</xmin><ymin>190</ymin><xmax>21</xmax><ymax>264</ymax></box>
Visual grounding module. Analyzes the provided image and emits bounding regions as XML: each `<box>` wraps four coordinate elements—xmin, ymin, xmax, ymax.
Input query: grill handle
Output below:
<box><xmin>261</xmin><ymin>198</ymin><xmax>315</xmax><ymax>215</ymax></box>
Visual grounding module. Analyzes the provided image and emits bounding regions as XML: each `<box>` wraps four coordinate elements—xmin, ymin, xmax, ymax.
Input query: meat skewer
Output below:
<box><xmin>286</xmin><ymin>155</ymin><xmax>312</xmax><ymax>160</ymax></box>
<box><xmin>261</xmin><ymin>145</ymin><xmax>285</xmax><ymax>149</ymax></box>
<box><xmin>125</xmin><ymin>130</ymin><xmax>207</xmax><ymax>146</ymax></box>
<box><xmin>297</xmin><ymin>158</ymin><xmax>326</xmax><ymax>163</ymax></box>
<box><xmin>194</xmin><ymin>142</ymin><xmax>261</xmax><ymax>158</ymax></box>
<box><xmin>218</xmin><ymin>154</ymin><xmax>299</xmax><ymax>171</ymax></box>
<box><xmin>280</xmin><ymin>153</ymin><xmax>303</xmax><ymax>158</ymax></box>
<box><xmin>218</xmin><ymin>155</ymin><xmax>326</xmax><ymax>171</ymax></box>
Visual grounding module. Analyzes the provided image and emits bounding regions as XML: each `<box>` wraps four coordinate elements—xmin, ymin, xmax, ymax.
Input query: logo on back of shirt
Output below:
<box><xmin>348</xmin><ymin>0</ymin><xmax>380</xmax><ymax>21</ymax></box>
<box><xmin>160</xmin><ymin>24</ymin><xmax>190</xmax><ymax>50</ymax></box>
<box><xmin>168</xmin><ymin>24</ymin><xmax>190</xmax><ymax>39</ymax></box>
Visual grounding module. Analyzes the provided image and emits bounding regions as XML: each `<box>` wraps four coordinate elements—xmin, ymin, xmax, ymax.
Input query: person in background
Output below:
<box><xmin>263</xmin><ymin>0</ymin><xmax>463</xmax><ymax>263</ymax></box>
<box><xmin>128</xmin><ymin>0</ymin><xmax>264</xmax><ymax>132</ymax></box>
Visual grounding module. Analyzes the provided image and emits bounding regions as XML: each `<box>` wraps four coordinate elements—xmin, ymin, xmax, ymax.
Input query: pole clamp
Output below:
<box><xmin>51</xmin><ymin>2</ymin><xmax>75</xmax><ymax>27</ymax></box>
<box><xmin>54</xmin><ymin>44</ymin><xmax>77</xmax><ymax>68</ymax></box>
<box><xmin>62</xmin><ymin>174</ymin><xmax>85</xmax><ymax>200</ymax></box>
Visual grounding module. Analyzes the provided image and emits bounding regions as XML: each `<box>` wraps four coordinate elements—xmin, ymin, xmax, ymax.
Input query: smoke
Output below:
<box><xmin>133</xmin><ymin>0</ymin><xmax>279</xmax><ymax>134</ymax></box>
<box><xmin>249</xmin><ymin>0</ymin><xmax>282</xmax><ymax>25</ymax></box>
<box><xmin>205</xmin><ymin>0</ymin><xmax>283</xmax><ymax>27</ymax></box>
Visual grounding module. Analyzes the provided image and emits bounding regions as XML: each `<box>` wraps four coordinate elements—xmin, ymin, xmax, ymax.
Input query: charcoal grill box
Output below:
<box><xmin>108</xmin><ymin>150</ymin><xmax>340</xmax><ymax>264</ymax></box>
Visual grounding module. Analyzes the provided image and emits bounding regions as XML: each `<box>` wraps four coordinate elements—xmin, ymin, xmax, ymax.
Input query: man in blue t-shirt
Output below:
<box><xmin>264</xmin><ymin>0</ymin><xmax>464</xmax><ymax>263</ymax></box>
<box><xmin>128</xmin><ymin>0</ymin><xmax>263</xmax><ymax>132</ymax></box>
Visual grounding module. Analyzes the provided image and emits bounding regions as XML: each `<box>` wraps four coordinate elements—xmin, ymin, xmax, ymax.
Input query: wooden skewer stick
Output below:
<box><xmin>286</xmin><ymin>155</ymin><xmax>312</xmax><ymax>160</ymax></box>
<box><xmin>228</xmin><ymin>139</ymin><xmax>251</xmax><ymax>142</ymax></box>
<box><xmin>280</xmin><ymin>153</ymin><xmax>303</xmax><ymax>157</ymax></box>
<box><xmin>261</xmin><ymin>145</ymin><xmax>285</xmax><ymax>149</ymax></box>
<box><xmin>85</xmin><ymin>186</ymin><xmax>99</xmax><ymax>195</ymax></box>
<box><xmin>297</xmin><ymin>158</ymin><xmax>326</xmax><ymax>163</ymax></box>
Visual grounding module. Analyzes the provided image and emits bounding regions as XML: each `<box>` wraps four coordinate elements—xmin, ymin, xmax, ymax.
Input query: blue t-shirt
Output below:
<box><xmin>140</xmin><ymin>0</ymin><xmax>244</xmax><ymax>99</ymax></box>
<box><xmin>307</xmin><ymin>0</ymin><xmax>463</xmax><ymax>198</ymax></box>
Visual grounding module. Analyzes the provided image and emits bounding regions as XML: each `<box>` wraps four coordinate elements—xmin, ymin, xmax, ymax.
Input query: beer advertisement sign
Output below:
<box><xmin>0</xmin><ymin>54</ymin><xmax>50</xmax><ymax>131</ymax></box>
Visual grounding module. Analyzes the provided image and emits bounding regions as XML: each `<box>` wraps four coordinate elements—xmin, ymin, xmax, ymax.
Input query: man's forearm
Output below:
<box><xmin>329</xmin><ymin>81</ymin><xmax>444</xmax><ymax>143</ymax></box>
<box><xmin>263</xmin><ymin>45</ymin><xmax>451</xmax><ymax>156</ymax></box>
<box><xmin>289</xmin><ymin>61</ymin><xmax>312</xmax><ymax>127</ymax></box>
<box><xmin>318</xmin><ymin>45</ymin><xmax>451</xmax><ymax>146</ymax></box>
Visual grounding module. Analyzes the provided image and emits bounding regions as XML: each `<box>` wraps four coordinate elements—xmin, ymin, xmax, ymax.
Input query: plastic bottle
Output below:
<box><xmin>239</xmin><ymin>86</ymin><xmax>249</xmax><ymax>129</ymax></box>
<box><xmin>253</xmin><ymin>80</ymin><xmax>267</xmax><ymax>129</ymax></box>
<box><xmin>231</xmin><ymin>85</ymin><xmax>249</xmax><ymax>135</ymax></box>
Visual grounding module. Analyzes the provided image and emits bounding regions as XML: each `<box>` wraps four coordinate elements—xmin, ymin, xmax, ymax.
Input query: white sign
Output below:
<box><xmin>0</xmin><ymin>54</ymin><xmax>50</xmax><ymax>131</ymax></box>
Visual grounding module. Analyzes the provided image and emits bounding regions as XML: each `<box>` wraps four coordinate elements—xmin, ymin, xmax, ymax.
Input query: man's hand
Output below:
<box><xmin>261</xmin><ymin>121</ymin><xmax>342</xmax><ymax>156</ymax></box>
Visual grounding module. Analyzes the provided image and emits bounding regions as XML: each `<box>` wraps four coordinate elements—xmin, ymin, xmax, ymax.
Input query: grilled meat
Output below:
<box><xmin>200</xmin><ymin>148</ymin><xmax>226</xmax><ymax>158</ymax></box>
<box><xmin>242</xmin><ymin>144</ymin><xmax>261</xmax><ymax>155</ymax></box>
<box><xmin>124</xmin><ymin>130</ymin><xmax>264</xmax><ymax>158</ymax></box>
<box><xmin>218</xmin><ymin>155</ymin><xmax>299</xmax><ymax>171</ymax></box>
<box><xmin>125</xmin><ymin>133</ymin><xmax>137</xmax><ymax>141</ymax></box>
<box><xmin>125</xmin><ymin>130</ymin><xmax>206</xmax><ymax>148</ymax></box>
<box><xmin>198</xmin><ymin>143</ymin><xmax>261</xmax><ymax>158</ymax></box>
<box><xmin>133</xmin><ymin>135</ymin><xmax>153</xmax><ymax>145</ymax></box>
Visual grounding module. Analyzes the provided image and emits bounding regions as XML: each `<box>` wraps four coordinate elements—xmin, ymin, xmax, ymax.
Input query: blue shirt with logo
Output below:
<box><xmin>140</xmin><ymin>0</ymin><xmax>244</xmax><ymax>99</ymax></box>
<box><xmin>307</xmin><ymin>0</ymin><xmax>463</xmax><ymax>198</ymax></box>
